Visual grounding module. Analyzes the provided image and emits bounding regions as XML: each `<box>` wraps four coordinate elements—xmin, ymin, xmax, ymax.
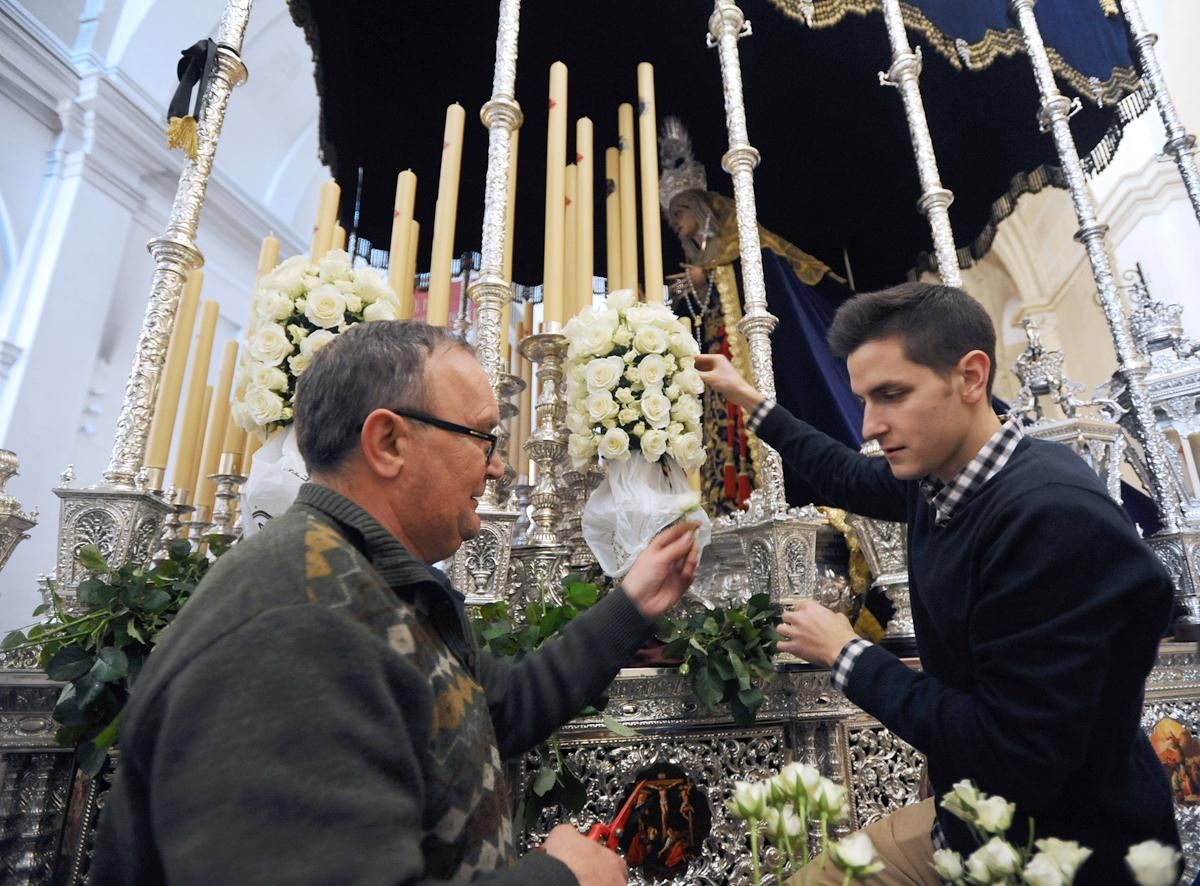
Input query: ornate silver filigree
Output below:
<box><xmin>0</xmin><ymin>449</ymin><xmax>37</xmax><ymax>574</ymax></box>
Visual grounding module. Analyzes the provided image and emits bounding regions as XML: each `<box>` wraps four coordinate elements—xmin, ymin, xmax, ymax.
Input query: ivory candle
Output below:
<box><xmin>636</xmin><ymin>63</ymin><xmax>664</xmax><ymax>301</ymax></box>
<box><xmin>617</xmin><ymin>103</ymin><xmax>638</xmax><ymax>293</ymax></box>
<box><xmin>541</xmin><ymin>62</ymin><xmax>568</xmax><ymax>327</ymax></box>
<box><xmin>604</xmin><ymin>147</ymin><xmax>621</xmax><ymax>293</ymax></box>
<box><xmin>145</xmin><ymin>269</ymin><xmax>202</xmax><ymax>470</ymax></box>
<box><xmin>427</xmin><ymin>103</ymin><xmax>467</xmax><ymax>326</ymax></box>
<box><xmin>309</xmin><ymin>179</ymin><xmax>340</xmax><ymax>261</ymax></box>
<box><xmin>172</xmin><ymin>300</ymin><xmax>219</xmax><ymax>491</ymax></box>
<box><xmin>575</xmin><ymin>117</ymin><xmax>594</xmax><ymax>315</ymax></box>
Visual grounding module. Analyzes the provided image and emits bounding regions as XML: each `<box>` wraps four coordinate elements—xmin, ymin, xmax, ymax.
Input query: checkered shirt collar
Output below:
<box><xmin>920</xmin><ymin>418</ymin><xmax>1024</xmax><ymax>526</ymax></box>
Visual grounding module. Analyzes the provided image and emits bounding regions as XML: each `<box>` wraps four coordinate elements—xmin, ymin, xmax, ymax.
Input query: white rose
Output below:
<box><xmin>667</xmin><ymin>421</ymin><xmax>685</xmax><ymax>438</ymax></box>
<box><xmin>640</xmin><ymin>428</ymin><xmax>669</xmax><ymax>462</ymax></box>
<box><xmin>1124</xmin><ymin>840</ymin><xmax>1182</xmax><ymax>886</ymax></box>
<box><xmin>679</xmin><ymin>356</ymin><xmax>695</xmax><ymax>371</ymax></box>
<box><xmin>568</xmin><ymin>432</ymin><xmax>598</xmax><ymax>466</ymax></box>
<box><xmin>255</xmin><ymin>288</ymin><xmax>296</xmax><ymax>322</ymax></box>
<box><xmin>241</xmin><ymin>383</ymin><xmax>285</xmax><ymax>427</ymax></box>
<box><xmin>354</xmin><ymin>267</ymin><xmax>393</xmax><ymax>304</ymax></box>
<box><xmin>287</xmin><ymin>324</ymin><xmax>309</xmax><ymax>345</ymax></box>
<box><xmin>317</xmin><ymin>250</ymin><xmax>352</xmax><ymax>281</ymax></box>
<box><xmin>1035</xmin><ymin>839</ymin><xmax>1093</xmax><ymax>880</ymax></box>
<box><xmin>941</xmin><ymin>780</ymin><xmax>982</xmax><ymax>824</ymax></box>
<box><xmin>612</xmin><ymin>326</ymin><xmax>634</xmax><ymax>347</ymax></box>
<box><xmin>931</xmin><ymin>848</ymin><xmax>965</xmax><ymax>882</ymax></box>
<box><xmin>607</xmin><ymin>289</ymin><xmax>636</xmax><ymax>311</ymax></box>
<box><xmin>669</xmin><ymin>431</ymin><xmax>706</xmax><ymax>472</ymax></box>
<box><xmin>779</xmin><ymin>761</ymin><xmax>822</xmax><ymax>801</ymax></box>
<box><xmin>973</xmin><ymin>795</ymin><xmax>1015</xmax><ymax>834</ymax></box>
<box><xmin>671</xmin><ymin>396</ymin><xmax>703</xmax><ymax>425</ymax></box>
<box><xmin>623</xmin><ymin>364</ymin><xmax>643</xmax><ymax>387</ymax></box>
<box><xmin>249</xmin><ymin>323</ymin><xmax>294</xmax><ymax>366</ymax></box>
<box><xmin>676</xmin><ymin>368</ymin><xmax>704</xmax><ymax>395</ymax></box>
<box><xmin>640</xmin><ymin>389</ymin><xmax>672</xmax><ymax>429</ymax></box>
<box><xmin>664</xmin><ymin>383</ymin><xmax>682</xmax><ymax>400</ymax></box>
<box><xmin>637</xmin><ymin>353</ymin><xmax>668</xmax><ymax>388</ymax></box>
<box><xmin>566</xmin><ymin>376</ymin><xmax>587</xmax><ymax>404</ymax></box>
<box><xmin>566</xmin><ymin>411</ymin><xmax>591</xmax><ymax>435</ymax></box>
<box><xmin>764</xmin><ymin>806</ymin><xmax>803</xmax><ymax>843</ymax></box>
<box><xmin>728</xmin><ymin>781</ymin><xmax>768</xmax><ymax>820</ymax></box>
<box><xmin>260</xmin><ymin>258</ymin><xmax>307</xmax><ymax>296</ymax></box>
<box><xmin>301</xmin><ymin>329</ymin><xmax>337</xmax><ymax>356</ymax></box>
<box><xmin>614</xmin><ymin>387</ymin><xmax>634</xmax><ymax>404</ymax></box>
<box><xmin>669</xmin><ymin>331</ymin><xmax>701</xmax><ymax>357</ymax></box>
<box><xmin>251</xmin><ymin>363</ymin><xmax>288</xmax><ymax>392</ymax></box>
<box><xmin>630</xmin><ymin>421</ymin><xmax>646</xmax><ymax>437</ymax></box>
<box><xmin>624</xmin><ymin>305</ymin><xmax>657</xmax><ymax>329</ymax></box>
<box><xmin>814</xmin><ymin>778</ymin><xmax>848</xmax><ymax>821</ymax></box>
<box><xmin>585</xmin><ymin>355</ymin><xmax>625</xmax><ymax>392</ymax></box>
<box><xmin>651</xmin><ymin>305</ymin><xmax>682</xmax><ymax>330</ymax></box>
<box><xmin>305</xmin><ymin>283</ymin><xmax>347</xmax><ymax>329</ymax></box>
<box><xmin>597</xmin><ymin>427</ymin><xmax>631</xmax><ymax>462</ymax></box>
<box><xmin>1022</xmin><ymin>853</ymin><xmax>1066</xmax><ymax>886</ymax></box>
<box><xmin>975</xmin><ymin>837</ymin><xmax>1019</xmax><ymax>877</ymax></box>
<box><xmin>585</xmin><ymin>390</ymin><xmax>619</xmax><ymax>423</ymax></box>
<box><xmin>579</xmin><ymin>323</ymin><xmax>615</xmax><ymax>357</ymax></box>
<box><xmin>363</xmin><ymin>300</ymin><xmax>397</xmax><ymax>322</ymax></box>
<box><xmin>617</xmin><ymin>407</ymin><xmax>640</xmax><ymax>425</ymax></box>
<box><xmin>287</xmin><ymin>350</ymin><xmax>311</xmax><ymax>375</ymax></box>
<box><xmin>830</xmin><ymin>832</ymin><xmax>882</xmax><ymax>874</ymax></box>
<box><xmin>343</xmin><ymin>292</ymin><xmax>363</xmax><ymax>314</ymax></box>
<box><xmin>633</xmin><ymin>324</ymin><xmax>668</xmax><ymax>355</ymax></box>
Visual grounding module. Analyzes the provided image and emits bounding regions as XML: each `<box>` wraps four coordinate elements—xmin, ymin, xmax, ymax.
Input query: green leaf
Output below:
<box><xmin>737</xmin><ymin>686</ymin><xmax>764</xmax><ymax>715</ymax></box>
<box><xmin>91</xmin><ymin>711</ymin><xmax>122</xmax><ymax>749</ymax></box>
<box><xmin>77</xmin><ymin>545</ymin><xmax>110</xmax><ymax>574</ymax></box>
<box><xmin>168</xmin><ymin>539</ymin><xmax>192</xmax><ymax>562</ymax></box>
<box><xmin>126</xmin><ymin>620</ymin><xmax>144</xmax><ymax>645</ymax></box>
<box><xmin>481</xmin><ymin>623</ymin><xmax>512</xmax><ymax>641</ymax></box>
<box><xmin>53</xmin><ymin>685</ymin><xmax>86</xmax><ymax>727</ymax></box>
<box><xmin>564</xmin><ymin>582</ymin><xmax>600</xmax><ymax>608</ymax></box>
<box><xmin>143</xmin><ymin>590</ymin><xmax>173</xmax><ymax>613</ymax></box>
<box><xmin>731</xmin><ymin>693</ymin><xmax>754</xmax><ymax>727</ymax></box>
<box><xmin>77</xmin><ymin>740</ymin><xmax>107</xmax><ymax>776</ymax></box>
<box><xmin>602</xmin><ymin>714</ymin><xmax>638</xmax><ymax>738</ymax></box>
<box><xmin>532</xmin><ymin>767</ymin><xmax>558</xmax><ymax>797</ymax></box>
<box><xmin>728</xmin><ymin>650</ymin><xmax>751</xmax><ymax>691</ymax></box>
<box><xmin>692</xmin><ymin>663</ymin><xmax>724</xmax><ymax>709</ymax></box>
<box><xmin>90</xmin><ymin>647</ymin><xmax>129</xmax><ymax>683</ymax></box>
<box><xmin>46</xmin><ymin>645</ymin><xmax>93</xmax><ymax>682</ymax></box>
<box><xmin>74</xmin><ymin>674</ymin><xmax>106</xmax><ymax>710</ymax></box>
<box><xmin>710</xmin><ymin>655</ymin><xmax>735</xmax><ymax>681</ymax></box>
<box><xmin>31</xmin><ymin>603</ymin><xmax>48</xmax><ymax>617</ymax></box>
<box><xmin>1</xmin><ymin>630</ymin><xmax>27</xmax><ymax>652</ymax></box>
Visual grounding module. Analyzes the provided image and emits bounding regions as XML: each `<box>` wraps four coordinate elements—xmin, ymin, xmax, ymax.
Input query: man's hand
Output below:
<box><xmin>694</xmin><ymin>354</ymin><xmax>764</xmax><ymax>413</ymax></box>
<box><xmin>541</xmin><ymin>824</ymin><xmax>628</xmax><ymax>885</ymax></box>
<box><xmin>621</xmin><ymin>521</ymin><xmax>700</xmax><ymax>620</ymax></box>
<box><xmin>777</xmin><ymin>600</ymin><xmax>859</xmax><ymax>667</ymax></box>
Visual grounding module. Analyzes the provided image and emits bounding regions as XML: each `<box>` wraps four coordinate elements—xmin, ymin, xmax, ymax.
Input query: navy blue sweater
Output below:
<box><xmin>757</xmin><ymin>404</ymin><xmax>1179</xmax><ymax>883</ymax></box>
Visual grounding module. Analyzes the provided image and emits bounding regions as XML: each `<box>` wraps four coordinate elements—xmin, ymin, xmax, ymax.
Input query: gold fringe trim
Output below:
<box><xmin>768</xmin><ymin>0</ymin><xmax>1141</xmax><ymax>107</ymax></box>
<box><xmin>854</xmin><ymin>607</ymin><xmax>887</xmax><ymax>643</ymax></box>
<box><xmin>818</xmin><ymin>507</ymin><xmax>871</xmax><ymax>599</ymax></box>
<box><xmin>166</xmin><ymin>115</ymin><xmax>198</xmax><ymax>161</ymax></box>
<box><xmin>712</xmin><ymin>264</ymin><xmax>763</xmax><ymax>491</ymax></box>
<box><xmin>1098</xmin><ymin>0</ymin><xmax>1118</xmax><ymax>17</ymax></box>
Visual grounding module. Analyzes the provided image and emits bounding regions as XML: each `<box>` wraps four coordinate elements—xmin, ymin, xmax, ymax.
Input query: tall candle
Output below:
<box><xmin>245</xmin><ymin>428</ymin><xmax>263</xmax><ymax>474</ymax></box>
<box><xmin>403</xmin><ymin>220</ymin><xmax>420</xmax><ymax>317</ymax></box>
<box><xmin>196</xmin><ymin>340</ymin><xmax>239</xmax><ymax>511</ymax></box>
<box><xmin>331</xmin><ymin>223</ymin><xmax>346</xmax><ymax>252</ymax></box>
<box><xmin>637</xmin><ymin>63</ymin><xmax>664</xmax><ymax>302</ymax></box>
<box><xmin>518</xmin><ymin>322</ymin><xmax>534</xmax><ymax>481</ymax></box>
<box><xmin>189</xmin><ymin>385</ymin><xmax>214</xmax><ymax>505</ymax></box>
<box><xmin>145</xmin><ymin>269</ymin><xmax>202</xmax><ymax>470</ymax></box>
<box><xmin>617</xmin><ymin>103</ymin><xmax>638</xmax><ymax>293</ymax></box>
<box><xmin>389</xmin><ymin>170</ymin><xmax>418</xmax><ymax>318</ymax></box>
<box><xmin>542</xmin><ymin>62</ymin><xmax>568</xmax><ymax>327</ymax></box>
<box><xmin>427</xmin><ymin>103</ymin><xmax>466</xmax><ymax>326</ymax></box>
<box><xmin>310</xmin><ymin>179</ymin><xmax>341</xmax><ymax>261</ymax></box>
<box><xmin>604</xmin><ymin>147</ymin><xmax>621</xmax><ymax>293</ymax></box>
<box><xmin>575</xmin><ymin>117</ymin><xmax>594</xmax><ymax>314</ymax></box>
<box><xmin>222</xmin><ymin>396</ymin><xmax>245</xmax><ymax>457</ymax></box>
<box><xmin>257</xmin><ymin>234</ymin><xmax>280</xmax><ymax>278</ymax></box>
<box><xmin>172</xmin><ymin>300</ymin><xmax>219</xmax><ymax>492</ymax></box>
<box><xmin>564</xmin><ymin>164</ymin><xmax>578</xmax><ymax>320</ymax></box>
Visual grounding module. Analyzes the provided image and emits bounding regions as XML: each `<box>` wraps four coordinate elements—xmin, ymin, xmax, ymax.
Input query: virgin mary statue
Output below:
<box><xmin>659</xmin><ymin>117</ymin><xmax>863</xmax><ymax>515</ymax></box>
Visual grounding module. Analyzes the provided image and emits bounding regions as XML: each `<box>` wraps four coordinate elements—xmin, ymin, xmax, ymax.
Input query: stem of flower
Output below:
<box><xmin>1024</xmin><ymin>816</ymin><xmax>1036</xmax><ymax>861</ymax></box>
<box><xmin>819</xmin><ymin>815</ymin><xmax>829</xmax><ymax>877</ymax></box>
<box><xmin>797</xmin><ymin>797</ymin><xmax>810</xmax><ymax>886</ymax></box>
<box><xmin>840</xmin><ymin>872</ymin><xmax>852</xmax><ymax>886</ymax></box>
<box><xmin>749</xmin><ymin>818</ymin><xmax>763</xmax><ymax>886</ymax></box>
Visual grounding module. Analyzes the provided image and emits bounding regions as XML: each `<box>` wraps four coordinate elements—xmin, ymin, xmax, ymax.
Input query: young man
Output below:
<box><xmin>696</xmin><ymin>283</ymin><xmax>1178</xmax><ymax>885</ymax></box>
<box><xmin>92</xmin><ymin>321</ymin><xmax>700</xmax><ymax>886</ymax></box>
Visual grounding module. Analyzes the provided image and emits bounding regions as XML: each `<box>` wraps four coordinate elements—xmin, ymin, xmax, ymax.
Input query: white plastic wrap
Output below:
<box><xmin>582</xmin><ymin>455</ymin><xmax>712</xmax><ymax>578</ymax></box>
<box><xmin>239</xmin><ymin>425</ymin><xmax>308</xmax><ymax>537</ymax></box>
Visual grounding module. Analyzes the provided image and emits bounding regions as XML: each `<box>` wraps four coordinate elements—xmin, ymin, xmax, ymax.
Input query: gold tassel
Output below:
<box><xmin>853</xmin><ymin>607</ymin><xmax>887</xmax><ymax>644</ymax></box>
<box><xmin>1099</xmin><ymin>0</ymin><xmax>1118</xmax><ymax>15</ymax></box>
<box><xmin>166</xmin><ymin>115</ymin><xmax>198</xmax><ymax>161</ymax></box>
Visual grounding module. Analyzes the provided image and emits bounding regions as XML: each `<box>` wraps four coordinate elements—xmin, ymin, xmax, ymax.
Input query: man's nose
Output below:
<box><xmin>861</xmin><ymin>405</ymin><xmax>886</xmax><ymax>442</ymax></box>
<box><xmin>485</xmin><ymin>448</ymin><xmax>505</xmax><ymax>480</ymax></box>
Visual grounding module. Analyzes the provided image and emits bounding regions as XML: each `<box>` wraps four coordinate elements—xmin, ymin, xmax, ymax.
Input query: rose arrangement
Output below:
<box><xmin>232</xmin><ymin>249</ymin><xmax>401</xmax><ymax>436</ymax></box>
<box><xmin>727</xmin><ymin>762</ymin><xmax>883</xmax><ymax>886</ymax></box>
<box><xmin>563</xmin><ymin>288</ymin><xmax>706</xmax><ymax>471</ymax></box>
<box><xmin>933</xmin><ymin>779</ymin><xmax>1182</xmax><ymax>886</ymax></box>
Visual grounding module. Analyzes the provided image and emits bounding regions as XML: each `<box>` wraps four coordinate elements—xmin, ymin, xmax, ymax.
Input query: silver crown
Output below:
<box><xmin>658</xmin><ymin>116</ymin><xmax>708</xmax><ymax>213</ymax></box>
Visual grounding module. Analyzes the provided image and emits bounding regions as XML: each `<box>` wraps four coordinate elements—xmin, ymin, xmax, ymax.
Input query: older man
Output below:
<box><xmin>92</xmin><ymin>321</ymin><xmax>699</xmax><ymax>886</ymax></box>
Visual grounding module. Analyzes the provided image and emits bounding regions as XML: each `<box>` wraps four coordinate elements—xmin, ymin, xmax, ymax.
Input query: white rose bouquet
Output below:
<box><xmin>233</xmin><ymin>249</ymin><xmax>400</xmax><ymax>535</ymax></box>
<box><xmin>565</xmin><ymin>290</ymin><xmax>711</xmax><ymax>576</ymax></box>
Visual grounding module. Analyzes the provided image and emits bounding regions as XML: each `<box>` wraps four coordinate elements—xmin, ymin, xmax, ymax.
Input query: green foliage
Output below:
<box><xmin>656</xmin><ymin>593</ymin><xmax>782</xmax><ymax>726</ymax></box>
<box><xmin>1</xmin><ymin>541</ymin><xmax>213</xmax><ymax>775</ymax></box>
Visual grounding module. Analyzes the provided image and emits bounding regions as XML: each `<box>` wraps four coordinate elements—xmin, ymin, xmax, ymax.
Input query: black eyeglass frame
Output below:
<box><xmin>385</xmin><ymin>408</ymin><xmax>498</xmax><ymax>462</ymax></box>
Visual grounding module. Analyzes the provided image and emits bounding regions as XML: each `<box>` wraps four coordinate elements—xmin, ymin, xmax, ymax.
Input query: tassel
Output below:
<box><xmin>166</xmin><ymin>115</ymin><xmax>198</xmax><ymax>160</ymax></box>
<box><xmin>1099</xmin><ymin>0</ymin><xmax>1118</xmax><ymax>15</ymax></box>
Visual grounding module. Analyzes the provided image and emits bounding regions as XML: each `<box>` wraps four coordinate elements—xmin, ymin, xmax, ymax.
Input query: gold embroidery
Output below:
<box><xmin>711</xmin><ymin>264</ymin><xmax>762</xmax><ymax>491</ymax></box>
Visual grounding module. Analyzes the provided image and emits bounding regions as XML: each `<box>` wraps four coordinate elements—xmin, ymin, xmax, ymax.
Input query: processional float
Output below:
<box><xmin>3</xmin><ymin>0</ymin><xmax>1200</xmax><ymax>882</ymax></box>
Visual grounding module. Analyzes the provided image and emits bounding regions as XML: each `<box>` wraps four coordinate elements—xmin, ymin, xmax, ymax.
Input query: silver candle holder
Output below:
<box><xmin>207</xmin><ymin>453</ymin><xmax>247</xmax><ymax>548</ymax></box>
<box><xmin>560</xmin><ymin>459</ymin><xmax>604</xmax><ymax>569</ymax></box>
<box><xmin>518</xmin><ymin>328</ymin><xmax>569</xmax><ymax>547</ymax></box>
<box><xmin>494</xmin><ymin>372</ymin><xmax>525</xmax><ymax>507</ymax></box>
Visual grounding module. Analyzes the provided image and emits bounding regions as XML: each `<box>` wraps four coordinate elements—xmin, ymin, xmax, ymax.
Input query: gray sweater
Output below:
<box><xmin>90</xmin><ymin>483</ymin><xmax>653</xmax><ymax>885</ymax></box>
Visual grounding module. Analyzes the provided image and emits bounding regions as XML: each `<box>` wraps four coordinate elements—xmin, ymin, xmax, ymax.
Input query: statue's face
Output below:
<box><xmin>669</xmin><ymin>204</ymin><xmax>699</xmax><ymax>240</ymax></box>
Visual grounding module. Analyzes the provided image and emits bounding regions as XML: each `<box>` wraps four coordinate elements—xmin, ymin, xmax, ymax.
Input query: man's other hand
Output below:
<box><xmin>694</xmin><ymin>354</ymin><xmax>764</xmax><ymax>412</ymax></box>
<box><xmin>542</xmin><ymin>824</ymin><xmax>628</xmax><ymax>885</ymax></box>
<box><xmin>621</xmin><ymin>520</ymin><xmax>700</xmax><ymax>620</ymax></box>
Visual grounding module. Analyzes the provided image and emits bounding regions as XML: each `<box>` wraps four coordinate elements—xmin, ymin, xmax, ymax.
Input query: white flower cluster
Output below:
<box><xmin>563</xmin><ymin>289</ymin><xmax>705</xmax><ymax>471</ymax></box>
<box><xmin>232</xmin><ymin>250</ymin><xmax>401</xmax><ymax>435</ymax></box>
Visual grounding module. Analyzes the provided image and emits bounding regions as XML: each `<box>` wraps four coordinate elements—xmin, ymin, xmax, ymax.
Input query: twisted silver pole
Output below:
<box><xmin>103</xmin><ymin>1</ymin><xmax>252</xmax><ymax>487</ymax></box>
<box><xmin>1011</xmin><ymin>0</ymin><xmax>1180</xmax><ymax>531</ymax></box>
<box><xmin>707</xmin><ymin>0</ymin><xmax>787</xmax><ymax>516</ymax></box>
<box><xmin>1120</xmin><ymin>0</ymin><xmax>1200</xmax><ymax>229</ymax></box>
<box><xmin>878</xmin><ymin>0</ymin><xmax>961</xmax><ymax>287</ymax></box>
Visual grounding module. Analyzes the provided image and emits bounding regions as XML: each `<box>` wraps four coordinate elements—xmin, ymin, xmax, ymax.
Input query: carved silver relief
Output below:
<box><xmin>840</xmin><ymin>721</ymin><xmax>924</xmax><ymax>829</ymax></box>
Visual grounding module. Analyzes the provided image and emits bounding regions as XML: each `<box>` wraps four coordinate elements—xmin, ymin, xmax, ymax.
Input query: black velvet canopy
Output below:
<box><xmin>286</xmin><ymin>0</ymin><xmax>1143</xmax><ymax>293</ymax></box>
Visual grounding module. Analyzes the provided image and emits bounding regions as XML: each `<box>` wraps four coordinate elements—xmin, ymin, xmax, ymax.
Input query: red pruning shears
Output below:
<box><xmin>586</xmin><ymin>778</ymin><xmax>650</xmax><ymax>849</ymax></box>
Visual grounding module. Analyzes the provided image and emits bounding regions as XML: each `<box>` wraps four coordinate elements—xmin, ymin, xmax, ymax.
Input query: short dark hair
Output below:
<box><xmin>827</xmin><ymin>282</ymin><xmax>997</xmax><ymax>394</ymax></box>
<box><xmin>293</xmin><ymin>320</ymin><xmax>468</xmax><ymax>473</ymax></box>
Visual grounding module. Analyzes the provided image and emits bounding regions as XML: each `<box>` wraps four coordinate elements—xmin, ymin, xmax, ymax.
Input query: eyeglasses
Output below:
<box><xmin>387</xmin><ymin>409</ymin><xmax>498</xmax><ymax>462</ymax></box>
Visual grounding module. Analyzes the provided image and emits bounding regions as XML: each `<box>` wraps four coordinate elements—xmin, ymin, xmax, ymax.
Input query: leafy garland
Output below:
<box><xmin>0</xmin><ymin>541</ymin><xmax>215</xmax><ymax>774</ymax></box>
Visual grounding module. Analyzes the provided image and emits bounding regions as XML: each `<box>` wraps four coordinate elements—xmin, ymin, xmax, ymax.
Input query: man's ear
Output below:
<box><xmin>359</xmin><ymin>409</ymin><xmax>406</xmax><ymax>479</ymax></box>
<box><xmin>958</xmin><ymin>350</ymin><xmax>991</xmax><ymax>405</ymax></box>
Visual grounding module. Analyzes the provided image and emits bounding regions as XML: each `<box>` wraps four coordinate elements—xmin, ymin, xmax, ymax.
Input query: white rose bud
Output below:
<box><xmin>676</xmin><ymin>368</ymin><xmax>705</xmax><ymax>395</ymax></box>
<box><xmin>630</xmin><ymin>421</ymin><xmax>646</xmax><ymax>437</ymax></box>
<box><xmin>301</xmin><ymin>328</ymin><xmax>337</xmax><ymax>356</ymax></box>
<box><xmin>1022</xmin><ymin>853</ymin><xmax>1066</xmax><ymax>886</ymax></box>
<box><xmin>256</xmin><ymin>289</ymin><xmax>296</xmax><ymax>322</ymax></box>
<box><xmin>671</xmin><ymin>396</ymin><xmax>703</xmax><ymax>424</ymax></box>
<box><xmin>973</xmin><ymin>795</ymin><xmax>1015</xmax><ymax>835</ymax></box>
<box><xmin>568</xmin><ymin>432</ymin><xmax>598</xmax><ymax>466</ymax></box>
<box><xmin>585</xmin><ymin>355</ymin><xmax>626</xmax><ymax>392</ymax></box>
<box><xmin>814</xmin><ymin>778</ymin><xmax>849</xmax><ymax>821</ymax></box>
<box><xmin>931</xmin><ymin>848</ymin><xmax>965</xmax><ymax>882</ymax></box>
<box><xmin>975</xmin><ymin>837</ymin><xmax>1019</xmax><ymax>877</ymax></box>
<box><xmin>664</xmin><ymin>383</ymin><xmax>682</xmax><ymax>400</ymax></box>
<box><xmin>640</xmin><ymin>389</ymin><xmax>673</xmax><ymax>429</ymax></box>
<box><xmin>1124</xmin><ymin>840</ymin><xmax>1182</xmax><ymax>886</ymax></box>
<box><xmin>287</xmin><ymin>324</ymin><xmax>308</xmax><ymax>344</ymax></box>
<box><xmin>317</xmin><ymin>250</ymin><xmax>351</xmax><ymax>281</ymax></box>
<box><xmin>617</xmin><ymin>407</ymin><xmax>640</xmax><ymax>425</ymax></box>
<box><xmin>640</xmin><ymin>428</ymin><xmax>669</xmax><ymax>462</ymax></box>
<box><xmin>251</xmin><ymin>363</ymin><xmax>289</xmax><ymax>392</ymax></box>
<box><xmin>363</xmin><ymin>300</ymin><xmax>397</xmax><ymax>322</ymax></box>
<box><xmin>343</xmin><ymin>292</ymin><xmax>363</xmax><ymax>314</ymax></box>
<box><xmin>613</xmin><ymin>326</ymin><xmax>634</xmax><ymax>347</ymax></box>
<box><xmin>669</xmin><ymin>331</ymin><xmax>701</xmax><ymax>358</ymax></box>
<box><xmin>304</xmin><ymin>283</ymin><xmax>347</xmax><ymax>329</ymax></box>
<box><xmin>1035</xmin><ymin>838</ymin><xmax>1093</xmax><ymax>880</ymax></box>
<box><xmin>728</xmin><ymin>781</ymin><xmax>768</xmax><ymax>821</ymax></box>
<box><xmin>353</xmin><ymin>267</ymin><xmax>391</xmax><ymax>304</ymax></box>
<box><xmin>633</xmin><ymin>324</ymin><xmax>668</xmax><ymax>355</ymax></box>
<box><xmin>940</xmin><ymin>780</ymin><xmax>983</xmax><ymax>825</ymax></box>
<box><xmin>241</xmin><ymin>383</ymin><xmax>285</xmax><ymax>427</ymax></box>
<box><xmin>260</xmin><ymin>260</ymin><xmax>306</xmax><ymax>297</ymax></box>
<box><xmin>287</xmin><ymin>350</ymin><xmax>311</xmax><ymax>375</ymax></box>
<box><xmin>830</xmin><ymin>832</ymin><xmax>884</xmax><ymax>876</ymax></box>
<box><xmin>597</xmin><ymin>427</ymin><xmax>631</xmax><ymax>462</ymax></box>
<box><xmin>615</xmin><ymin>387</ymin><xmax>635</xmax><ymax>404</ymax></box>
<box><xmin>778</xmin><ymin>761</ymin><xmax>822</xmax><ymax>801</ymax></box>
<box><xmin>637</xmin><ymin>353</ymin><xmax>668</xmax><ymax>388</ymax></box>
<box><xmin>249</xmin><ymin>323</ymin><xmax>294</xmax><ymax>366</ymax></box>
<box><xmin>964</xmin><ymin>850</ymin><xmax>994</xmax><ymax>885</ymax></box>
<box><xmin>607</xmin><ymin>289</ymin><xmax>636</xmax><ymax>311</ymax></box>
<box><xmin>585</xmin><ymin>390</ymin><xmax>619</xmax><ymax>423</ymax></box>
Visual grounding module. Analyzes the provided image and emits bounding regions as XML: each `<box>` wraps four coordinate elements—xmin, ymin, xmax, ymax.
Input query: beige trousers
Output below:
<box><xmin>802</xmin><ymin>799</ymin><xmax>940</xmax><ymax>886</ymax></box>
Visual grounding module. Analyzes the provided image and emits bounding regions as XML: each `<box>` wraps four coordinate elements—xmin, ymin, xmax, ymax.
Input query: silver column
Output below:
<box><xmin>102</xmin><ymin>1</ymin><xmax>252</xmax><ymax>487</ymax></box>
<box><xmin>878</xmin><ymin>0</ymin><xmax>961</xmax><ymax>288</ymax></box>
<box><xmin>707</xmin><ymin>0</ymin><xmax>787</xmax><ymax>516</ymax></box>
<box><xmin>1010</xmin><ymin>0</ymin><xmax>1180</xmax><ymax>531</ymax></box>
<box><xmin>1121</xmin><ymin>0</ymin><xmax>1200</xmax><ymax>228</ymax></box>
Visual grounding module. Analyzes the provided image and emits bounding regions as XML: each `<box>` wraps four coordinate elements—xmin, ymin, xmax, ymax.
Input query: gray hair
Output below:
<box><xmin>293</xmin><ymin>320</ymin><xmax>469</xmax><ymax>473</ymax></box>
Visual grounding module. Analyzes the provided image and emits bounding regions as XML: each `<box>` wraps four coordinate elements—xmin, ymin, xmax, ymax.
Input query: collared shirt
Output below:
<box><xmin>919</xmin><ymin>417</ymin><xmax>1025</xmax><ymax>526</ymax></box>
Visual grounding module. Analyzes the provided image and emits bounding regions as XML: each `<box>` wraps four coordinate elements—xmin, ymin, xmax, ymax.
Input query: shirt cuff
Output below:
<box><xmin>745</xmin><ymin>398</ymin><xmax>776</xmax><ymax>433</ymax></box>
<box><xmin>830</xmin><ymin>637</ymin><xmax>872</xmax><ymax>694</ymax></box>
